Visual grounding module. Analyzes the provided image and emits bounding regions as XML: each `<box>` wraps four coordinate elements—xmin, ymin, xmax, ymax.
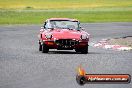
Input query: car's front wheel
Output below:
<box><xmin>75</xmin><ymin>48</ymin><xmax>80</xmax><ymax>52</ymax></box>
<box><xmin>39</xmin><ymin>44</ymin><xmax>42</xmax><ymax>51</ymax></box>
<box><xmin>75</xmin><ymin>45</ymin><xmax>88</xmax><ymax>54</ymax></box>
<box><xmin>42</xmin><ymin>43</ymin><xmax>49</xmax><ymax>53</ymax></box>
<box><xmin>81</xmin><ymin>45</ymin><xmax>88</xmax><ymax>54</ymax></box>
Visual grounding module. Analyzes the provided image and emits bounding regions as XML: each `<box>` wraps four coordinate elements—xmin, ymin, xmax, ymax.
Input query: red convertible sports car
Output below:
<box><xmin>38</xmin><ymin>18</ymin><xmax>90</xmax><ymax>54</ymax></box>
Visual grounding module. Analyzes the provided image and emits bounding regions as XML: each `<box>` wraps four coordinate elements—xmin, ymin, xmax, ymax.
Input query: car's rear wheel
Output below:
<box><xmin>42</xmin><ymin>43</ymin><xmax>49</xmax><ymax>53</ymax></box>
<box><xmin>80</xmin><ymin>45</ymin><xmax>88</xmax><ymax>54</ymax></box>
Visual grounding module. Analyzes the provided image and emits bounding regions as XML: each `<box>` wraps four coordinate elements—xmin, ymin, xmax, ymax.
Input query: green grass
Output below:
<box><xmin>0</xmin><ymin>0</ymin><xmax>132</xmax><ymax>9</ymax></box>
<box><xmin>0</xmin><ymin>10</ymin><xmax>132</xmax><ymax>24</ymax></box>
<box><xmin>0</xmin><ymin>0</ymin><xmax>132</xmax><ymax>24</ymax></box>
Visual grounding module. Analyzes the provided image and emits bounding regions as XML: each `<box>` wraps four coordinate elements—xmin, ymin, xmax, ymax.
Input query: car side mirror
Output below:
<box><xmin>41</xmin><ymin>27</ymin><xmax>44</xmax><ymax>29</ymax></box>
<box><xmin>80</xmin><ymin>26</ymin><xmax>85</xmax><ymax>30</ymax></box>
<box><xmin>40</xmin><ymin>29</ymin><xmax>44</xmax><ymax>32</ymax></box>
<box><xmin>40</xmin><ymin>27</ymin><xmax>44</xmax><ymax>32</ymax></box>
<box><xmin>81</xmin><ymin>28</ymin><xmax>85</xmax><ymax>30</ymax></box>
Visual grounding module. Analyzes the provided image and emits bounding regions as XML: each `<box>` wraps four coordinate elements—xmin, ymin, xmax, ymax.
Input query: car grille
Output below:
<box><xmin>55</xmin><ymin>39</ymin><xmax>78</xmax><ymax>46</ymax></box>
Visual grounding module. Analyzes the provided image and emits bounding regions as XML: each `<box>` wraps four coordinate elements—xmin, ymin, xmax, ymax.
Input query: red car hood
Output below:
<box><xmin>49</xmin><ymin>29</ymin><xmax>83</xmax><ymax>39</ymax></box>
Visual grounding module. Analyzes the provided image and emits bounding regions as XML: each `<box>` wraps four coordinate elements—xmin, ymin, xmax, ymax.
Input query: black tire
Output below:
<box><xmin>42</xmin><ymin>43</ymin><xmax>49</xmax><ymax>53</ymax></box>
<box><xmin>75</xmin><ymin>48</ymin><xmax>80</xmax><ymax>52</ymax></box>
<box><xmin>39</xmin><ymin>44</ymin><xmax>42</xmax><ymax>51</ymax></box>
<box><xmin>81</xmin><ymin>45</ymin><xmax>88</xmax><ymax>54</ymax></box>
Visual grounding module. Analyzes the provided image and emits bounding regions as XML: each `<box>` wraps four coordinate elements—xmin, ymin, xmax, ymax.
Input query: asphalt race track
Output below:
<box><xmin>0</xmin><ymin>23</ymin><xmax>132</xmax><ymax>88</ymax></box>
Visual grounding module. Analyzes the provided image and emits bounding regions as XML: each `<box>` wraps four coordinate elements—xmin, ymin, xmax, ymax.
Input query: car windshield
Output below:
<box><xmin>47</xmin><ymin>20</ymin><xmax>80</xmax><ymax>30</ymax></box>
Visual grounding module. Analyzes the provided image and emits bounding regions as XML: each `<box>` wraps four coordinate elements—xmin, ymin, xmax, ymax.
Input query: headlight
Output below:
<box><xmin>81</xmin><ymin>34</ymin><xmax>88</xmax><ymax>40</ymax></box>
<box><xmin>45</xmin><ymin>33</ymin><xmax>52</xmax><ymax>39</ymax></box>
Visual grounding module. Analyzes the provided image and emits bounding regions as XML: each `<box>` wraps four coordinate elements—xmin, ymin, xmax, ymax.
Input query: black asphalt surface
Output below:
<box><xmin>0</xmin><ymin>23</ymin><xmax>132</xmax><ymax>88</ymax></box>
